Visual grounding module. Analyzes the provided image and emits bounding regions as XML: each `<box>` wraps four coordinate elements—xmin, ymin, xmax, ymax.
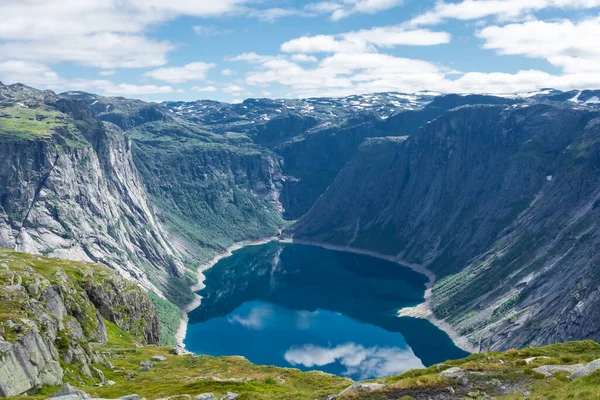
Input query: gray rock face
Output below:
<box><xmin>0</xmin><ymin>342</ymin><xmax>10</xmax><ymax>353</ymax></box>
<box><xmin>139</xmin><ymin>361</ymin><xmax>155</xmax><ymax>371</ymax></box>
<box><xmin>571</xmin><ymin>358</ymin><xmax>600</xmax><ymax>380</ymax></box>
<box><xmin>0</xmin><ymin>85</ymin><xmax>186</xmax><ymax>300</ymax></box>
<box><xmin>0</xmin><ymin>249</ymin><xmax>162</xmax><ymax>397</ymax></box>
<box><xmin>220</xmin><ymin>393</ymin><xmax>239</xmax><ymax>400</ymax></box>
<box><xmin>48</xmin><ymin>382</ymin><xmax>91</xmax><ymax>399</ymax></box>
<box><xmin>338</xmin><ymin>382</ymin><xmax>386</xmax><ymax>397</ymax></box>
<box><xmin>533</xmin><ymin>364</ymin><xmax>584</xmax><ymax>378</ymax></box>
<box><xmin>439</xmin><ymin>367</ymin><xmax>466</xmax><ymax>378</ymax></box>
<box><xmin>40</xmin><ymin>287</ymin><xmax>67</xmax><ymax>322</ymax></box>
<box><xmin>0</xmin><ymin>332</ymin><xmax>63</xmax><ymax>397</ymax></box>
<box><xmin>194</xmin><ymin>394</ymin><xmax>217</xmax><ymax>400</ymax></box>
<box><xmin>295</xmin><ymin>103</ymin><xmax>600</xmax><ymax>351</ymax></box>
<box><xmin>84</xmin><ymin>277</ymin><xmax>160</xmax><ymax>345</ymax></box>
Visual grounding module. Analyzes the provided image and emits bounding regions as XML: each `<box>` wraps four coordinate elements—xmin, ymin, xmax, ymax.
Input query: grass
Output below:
<box><xmin>4</xmin><ymin>249</ymin><xmax>600</xmax><ymax>399</ymax></box>
<box><xmin>335</xmin><ymin>341</ymin><xmax>600</xmax><ymax>399</ymax></box>
<box><xmin>148</xmin><ymin>293</ymin><xmax>182</xmax><ymax>347</ymax></box>
<box><xmin>17</xmin><ymin>340</ymin><xmax>351</xmax><ymax>400</ymax></box>
<box><xmin>0</xmin><ymin>105</ymin><xmax>68</xmax><ymax>138</ymax></box>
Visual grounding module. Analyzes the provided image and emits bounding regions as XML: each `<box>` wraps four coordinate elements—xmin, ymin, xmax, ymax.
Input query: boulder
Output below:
<box><xmin>220</xmin><ymin>393</ymin><xmax>239</xmax><ymax>400</ymax></box>
<box><xmin>337</xmin><ymin>382</ymin><xmax>386</xmax><ymax>397</ymax></box>
<box><xmin>139</xmin><ymin>361</ymin><xmax>155</xmax><ymax>371</ymax></box>
<box><xmin>169</xmin><ymin>345</ymin><xmax>187</xmax><ymax>355</ymax></box>
<box><xmin>439</xmin><ymin>367</ymin><xmax>466</xmax><ymax>378</ymax></box>
<box><xmin>92</xmin><ymin>367</ymin><xmax>106</xmax><ymax>383</ymax></box>
<box><xmin>47</xmin><ymin>382</ymin><xmax>91</xmax><ymax>399</ymax></box>
<box><xmin>40</xmin><ymin>287</ymin><xmax>67</xmax><ymax>322</ymax></box>
<box><xmin>570</xmin><ymin>359</ymin><xmax>600</xmax><ymax>381</ymax></box>
<box><xmin>194</xmin><ymin>394</ymin><xmax>217</xmax><ymax>400</ymax></box>
<box><xmin>533</xmin><ymin>364</ymin><xmax>584</xmax><ymax>378</ymax></box>
<box><xmin>151</xmin><ymin>355</ymin><xmax>168</xmax><ymax>362</ymax></box>
<box><xmin>0</xmin><ymin>331</ymin><xmax>63</xmax><ymax>397</ymax></box>
<box><xmin>0</xmin><ymin>341</ymin><xmax>11</xmax><ymax>354</ymax></box>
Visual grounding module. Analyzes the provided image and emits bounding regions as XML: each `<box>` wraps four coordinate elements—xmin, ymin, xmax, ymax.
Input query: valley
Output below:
<box><xmin>3</xmin><ymin>80</ymin><xmax>600</xmax><ymax>398</ymax></box>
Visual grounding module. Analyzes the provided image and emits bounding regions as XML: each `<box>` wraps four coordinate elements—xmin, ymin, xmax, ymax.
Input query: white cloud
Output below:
<box><xmin>143</xmin><ymin>62</ymin><xmax>216</xmax><ymax>83</ymax></box>
<box><xmin>193</xmin><ymin>25</ymin><xmax>232</xmax><ymax>37</ymax></box>
<box><xmin>230</xmin><ymin>53</ymin><xmax>280</xmax><ymax>64</ymax></box>
<box><xmin>291</xmin><ymin>54</ymin><xmax>319</xmax><ymax>63</ymax></box>
<box><xmin>284</xmin><ymin>343</ymin><xmax>424</xmax><ymax>379</ymax></box>
<box><xmin>222</xmin><ymin>68</ymin><xmax>236</xmax><ymax>76</ymax></box>
<box><xmin>223</xmin><ymin>84</ymin><xmax>249</xmax><ymax>94</ymax></box>
<box><xmin>100</xmin><ymin>70</ymin><xmax>116</xmax><ymax>76</ymax></box>
<box><xmin>239</xmin><ymin>52</ymin><xmax>449</xmax><ymax>97</ymax></box>
<box><xmin>478</xmin><ymin>18</ymin><xmax>600</xmax><ymax>74</ymax></box>
<box><xmin>192</xmin><ymin>85</ymin><xmax>218</xmax><ymax>92</ymax></box>
<box><xmin>280</xmin><ymin>27</ymin><xmax>451</xmax><ymax>54</ymax></box>
<box><xmin>0</xmin><ymin>61</ymin><xmax>61</xmax><ymax>87</ymax></box>
<box><xmin>0</xmin><ymin>60</ymin><xmax>174</xmax><ymax>96</ymax></box>
<box><xmin>307</xmin><ymin>0</ymin><xmax>405</xmax><ymax>21</ymax></box>
<box><xmin>249</xmin><ymin>8</ymin><xmax>306</xmax><ymax>21</ymax></box>
<box><xmin>236</xmin><ymin>44</ymin><xmax>600</xmax><ymax>98</ymax></box>
<box><xmin>282</xmin><ymin>35</ymin><xmax>357</xmax><ymax>54</ymax></box>
<box><xmin>0</xmin><ymin>0</ymin><xmax>253</xmax><ymax>71</ymax></box>
<box><xmin>0</xmin><ymin>34</ymin><xmax>173</xmax><ymax>69</ymax></box>
<box><xmin>408</xmin><ymin>0</ymin><xmax>600</xmax><ymax>27</ymax></box>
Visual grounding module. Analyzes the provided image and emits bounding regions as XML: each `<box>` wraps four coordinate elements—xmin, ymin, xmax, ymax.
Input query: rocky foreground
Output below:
<box><xmin>1</xmin><ymin>250</ymin><xmax>600</xmax><ymax>399</ymax></box>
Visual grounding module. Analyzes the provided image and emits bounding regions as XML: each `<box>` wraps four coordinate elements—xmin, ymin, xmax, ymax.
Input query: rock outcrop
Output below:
<box><xmin>0</xmin><ymin>249</ymin><xmax>160</xmax><ymax>397</ymax></box>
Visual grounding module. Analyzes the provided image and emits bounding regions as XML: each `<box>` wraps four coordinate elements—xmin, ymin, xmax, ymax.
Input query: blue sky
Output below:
<box><xmin>1</xmin><ymin>0</ymin><xmax>600</xmax><ymax>102</ymax></box>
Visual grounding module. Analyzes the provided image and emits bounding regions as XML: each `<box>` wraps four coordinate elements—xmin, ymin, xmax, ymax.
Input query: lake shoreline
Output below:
<box><xmin>279</xmin><ymin>238</ymin><xmax>478</xmax><ymax>354</ymax></box>
<box><xmin>175</xmin><ymin>236</ymin><xmax>280</xmax><ymax>348</ymax></box>
<box><xmin>177</xmin><ymin>236</ymin><xmax>478</xmax><ymax>354</ymax></box>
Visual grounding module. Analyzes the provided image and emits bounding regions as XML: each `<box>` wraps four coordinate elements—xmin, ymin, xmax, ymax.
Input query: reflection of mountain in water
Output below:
<box><xmin>186</xmin><ymin>242</ymin><xmax>468</xmax><ymax>373</ymax></box>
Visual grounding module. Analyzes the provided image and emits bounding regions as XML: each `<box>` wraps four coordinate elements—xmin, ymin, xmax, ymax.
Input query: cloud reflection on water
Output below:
<box><xmin>284</xmin><ymin>343</ymin><xmax>424</xmax><ymax>379</ymax></box>
<box><xmin>227</xmin><ymin>303</ymin><xmax>274</xmax><ymax>329</ymax></box>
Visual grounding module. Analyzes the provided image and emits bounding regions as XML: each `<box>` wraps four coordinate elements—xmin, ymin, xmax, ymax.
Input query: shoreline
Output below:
<box><xmin>175</xmin><ymin>236</ymin><xmax>280</xmax><ymax>347</ymax></box>
<box><xmin>176</xmin><ymin>236</ymin><xmax>477</xmax><ymax>354</ymax></box>
<box><xmin>279</xmin><ymin>238</ymin><xmax>478</xmax><ymax>354</ymax></box>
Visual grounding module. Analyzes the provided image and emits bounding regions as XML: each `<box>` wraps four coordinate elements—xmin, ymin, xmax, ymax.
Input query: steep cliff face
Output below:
<box><xmin>294</xmin><ymin>103</ymin><xmax>600</xmax><ymax>351</ymax></box>
<box><xmin>129</xmin><ymin>123</ymin><xmax>285</xmax><ymax>267</ymax></box>
<box><xmin>61</xmin><ymin>91</ymin><xmax>287</xmax><ymax>270</ymax></box>
<box><xmin>0</xmin><ymin>84</ymin><xmax>186</xmax><ymax>300</ymax></box>
<box><xmin>0</xmin><ymin>249</ymin><xmax>159</xmax><ymax>397</ymax></box>
<box><xmin>254</xmin><ymin>94</ymin><xmax>522</xmax><ymax>219</ymax></box>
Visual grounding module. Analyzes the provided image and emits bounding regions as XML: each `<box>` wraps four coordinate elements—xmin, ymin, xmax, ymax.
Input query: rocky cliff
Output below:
<box><xmin>62</xmin><ymin>92</ymin><xmax>286</xmax><ymax>272</ymax></box>
<box><xmin>0</xmin><ymin>248</ymin><xmax>159</xmax><ymax>397</ymax></box>
<box><xmin>0</xmin><ymin>84</ymin><xmax>185</xmax><ymax>301</ymax></box>
<box><xmin>294</xmin><ymin>102</ymin><xmax>600</xmax><ymax>351</ymax></box>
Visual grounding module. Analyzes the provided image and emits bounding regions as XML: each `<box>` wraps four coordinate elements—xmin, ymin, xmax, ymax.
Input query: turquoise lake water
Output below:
<box><xmin>184</xmin><ymin>242</ymin><xmax>468</xmax><ymax>380</ymax></box>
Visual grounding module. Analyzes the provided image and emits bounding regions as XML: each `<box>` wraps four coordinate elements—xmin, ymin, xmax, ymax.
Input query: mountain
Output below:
<box><xmin>4</xmin><ymin>82</ymin><xmax>600</xmax><ymax>373</ymax></box>
<box><xmin>294</xmin><ymin>101</ymin><xmax>600</xmax><ymax>351</ymax></box>
<box><xmin>5</xmin><ymin>82</ymin><xmax>600</xmax><ymax>397</ymax></box>
<box><xmin>0</xmin><ymin>83</ymin><xmax>185</xmax><ymax>300</ymax></box>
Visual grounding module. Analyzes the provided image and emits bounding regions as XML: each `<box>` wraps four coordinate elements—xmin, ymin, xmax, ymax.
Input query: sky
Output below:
<box><xmin>1</xmin><ymin>0</ymin><xmax>600</xmax><ymax>102</ymax></box>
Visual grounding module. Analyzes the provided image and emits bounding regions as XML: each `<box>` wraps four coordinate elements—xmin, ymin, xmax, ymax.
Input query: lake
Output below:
<box><xmin>185</xmin><ymin>242</ymin><xmax>468</xmax><ymax>380</ymax></box>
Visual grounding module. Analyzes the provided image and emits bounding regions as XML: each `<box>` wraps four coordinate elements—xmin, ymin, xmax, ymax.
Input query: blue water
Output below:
<box><xmin>185</xmin><ymin>242</ymin><xmax>468</xmax><ymax>380</ymax></box>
